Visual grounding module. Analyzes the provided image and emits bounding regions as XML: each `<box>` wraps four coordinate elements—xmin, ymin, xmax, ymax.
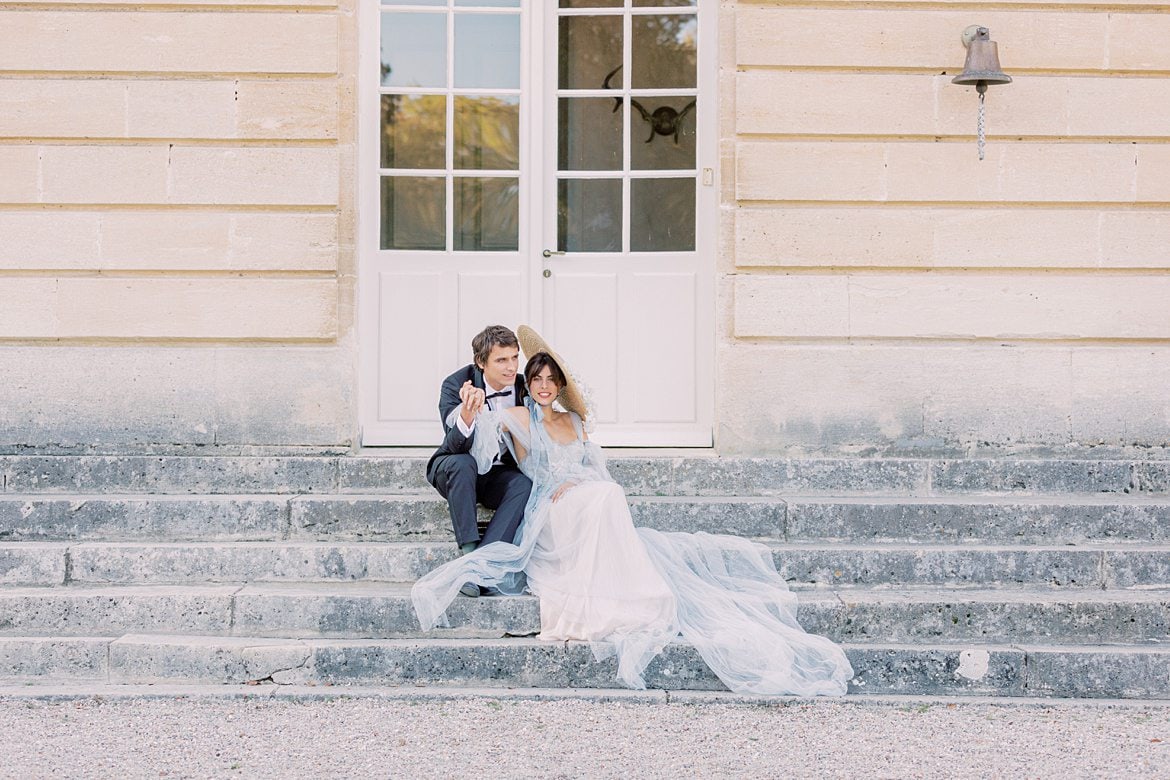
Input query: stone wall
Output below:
<box><xmin>3</xmin><ymin>1</ymin><xmax>1168</xmax><ymax>456</ymax></box>
<box><xmin>0</xmin><ymin>0</ymin><xmax>357</xmax><ymax>452</ymax></box>
<box><xmin>718</xmin><ymin>1</ymin><xmax>1170</xmax><ymax>455</ymax></box>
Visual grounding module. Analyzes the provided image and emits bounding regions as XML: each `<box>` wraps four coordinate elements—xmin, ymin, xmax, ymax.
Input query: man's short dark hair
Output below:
<box><xmin>472</xmin><ymin>325</ymin><xmax>519</xmax><ymax>368</ymax></box>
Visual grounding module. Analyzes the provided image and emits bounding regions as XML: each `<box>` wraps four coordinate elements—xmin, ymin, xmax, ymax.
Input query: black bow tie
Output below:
<box><xmin>485</xmin><ymin>389</ymin><xmax>513</xmax><ymax>400</ymax></box>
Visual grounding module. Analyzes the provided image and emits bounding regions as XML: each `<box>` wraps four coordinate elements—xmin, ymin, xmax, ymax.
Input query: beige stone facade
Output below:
<box><xmin>0</xmin><ymin>0</ymin><xmax>1166</xmax><ymax>454</ymax></box>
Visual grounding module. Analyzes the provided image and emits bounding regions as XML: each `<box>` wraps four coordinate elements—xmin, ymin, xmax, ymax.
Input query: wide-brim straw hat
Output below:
<box><xmin>517</xmin><ymin>325</ymin><xmax>589</xmax><ymax>422</ymax></box>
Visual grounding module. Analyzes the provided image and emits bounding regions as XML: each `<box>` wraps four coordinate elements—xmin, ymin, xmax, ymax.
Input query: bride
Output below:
<box><xmin>412</xmin><ymin>326</ymin><xmax>853</xmax><ymax>696</ymax></box>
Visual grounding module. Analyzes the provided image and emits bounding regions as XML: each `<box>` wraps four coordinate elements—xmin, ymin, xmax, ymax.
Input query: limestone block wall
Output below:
<box><xmin>0</xmin><ymin>0</ymin><xmax>356</xmax><ymax>451</ymax></box>
<box><xmin>719</xmin><ymin>0</ymin><xmax>1170</xmax><ymax>455</ymax></box>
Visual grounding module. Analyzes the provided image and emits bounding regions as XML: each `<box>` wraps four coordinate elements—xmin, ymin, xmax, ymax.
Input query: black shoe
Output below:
<box><xmin>459</xmin><ymin>582</ymin><xmax>481</xmax><ymax>598</ymax></box>
<box><xmin>481</xmin><ymin>586</ymin><xmax>503</xmax><ymax>597</ymax></box>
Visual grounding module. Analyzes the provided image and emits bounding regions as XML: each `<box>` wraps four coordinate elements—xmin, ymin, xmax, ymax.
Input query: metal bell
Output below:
<box><xmin>952</xmin><ymin>26</ymin><xmax>1011</xmax><ymax>92</ymax></box>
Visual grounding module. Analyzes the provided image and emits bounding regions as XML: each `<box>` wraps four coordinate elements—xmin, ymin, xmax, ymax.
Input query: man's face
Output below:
<box><xmin>478</xmin><ymin>344</ymin><xmax>519</xmax><ymax>391</ymax></box>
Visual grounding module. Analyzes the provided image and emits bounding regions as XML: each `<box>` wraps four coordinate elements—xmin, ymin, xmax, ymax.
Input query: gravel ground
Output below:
<box><xmin>1</xmin><ymin>692</ymin><xmax>1167</xmax><ymax>779</ymax></box>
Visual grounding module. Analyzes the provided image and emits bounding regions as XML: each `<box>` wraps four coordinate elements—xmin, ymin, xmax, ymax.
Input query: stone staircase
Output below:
<box><xmin>1</xmin><ymin>454</ymin><xmax>1168</xmax><ymax>698</ymax></box>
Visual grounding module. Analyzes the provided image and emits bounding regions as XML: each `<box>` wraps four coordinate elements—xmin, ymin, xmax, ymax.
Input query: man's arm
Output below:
<box><xmin>436</xmin><ymin>373</ymin><xmax>483</xmax><ymax>456</ymax></box>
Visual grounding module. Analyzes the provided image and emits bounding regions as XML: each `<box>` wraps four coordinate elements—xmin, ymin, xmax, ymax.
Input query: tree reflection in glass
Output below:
<box><xmin>455</xmin><ymin>177</ymin><xmax>519</xmax><ymax>251</ymax></box>
<box><xmin>455</xmin><ymin>96</ymin><xmax>520</xmax><ymax>171</ymax></box>
<box><xmin>632</xmin><ymin>14</ymin><xmax>696</xmax><ymax>89</ymax></box>
<box><xmin>381</xmin><ymin>95</ymin><xmax>446</xmax><ymax>170</ymax></box>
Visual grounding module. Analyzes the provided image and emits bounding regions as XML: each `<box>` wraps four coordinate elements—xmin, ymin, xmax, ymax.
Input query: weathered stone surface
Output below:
<box><xmin>0</xmin><ymin>637</ymin><xmax>111</xmax><ymax>681</ymax></box>
<box><xmin>67</xmin><ymin>542</ymin><xmax>458</xmax><ymax>585</ymax></box>
<box><xmin>930</xmin><ymin>460</ymin><xmax>1138</xmax><ymax>495</ymax></box>
<box><xmin>1134</xmin><ymin>462</ymin><xmax>1170</xmax><ymax>494</ymax></box>
<box><xmin>0</xmin><ymin>586</ymin><xmax>235</xmax><ymax>635</ymax></box>
<box><xmin>1025</xmin><ymin>647</ymin><xmax>1170</xmax><ymax>698</ymax></box>
<box><xmin>109</xmin><ymin>634</ymin><xmax>310</xmax><ymax>685</ymax></box>
<box><xmin>786</xmin><ymin>499</ymin><xmax>1170</xmax><ymax>544</ymax></box>
<box><xmin>310</xmin><ymin>638</ymin><xmax>577</xmax><ymax>688</ymax></box>
<box><xmin>805</xmin><ymin>590</ymin><xmax>1170</xmax><ymax>645</ymax></box>
<box><xmin>0</xmin><ymin>543</ymin><xmax>66</xmax><ymax>585</ymax></box>
<box><xmin>775</xmin><ymin>546</ymin><xmax>1105</xmax><ymax>589</ymax></box>
<box><xmin>290</xmin><ymin>496</ymin><xmax>451</xmax><ymax>541</ymax></box>
<box><xmin>1103</xmin><ymin>548</ymin><xmax>1170</xmax><ymax>589</ymax></box>
<box><xmin>289</xmin><ymin>495</ymin><xmax>788</xmax><ymax>541</ymax></box>
<box><xmin>845</xmin><ymin>646</ymin><xmax>1026</xmax><ymax>697</ymax></box>
<box><xmin>0</xmin><ymin>497</ymin><xmax>288</xmax><ymax>541</ymax></box>
<box><xmin>231</xmin><ymin>584</ymin><xmax>538</xmax><ymax>639</ymax></box>
<box><xmin>59</xmin><ymin>541</ymin><xmax>1151</xmax><ymax>589</ymax></box>
<box><xmin>337</xmin><ymin>458</ymin><xmax>431</xmax><ymax>494</ymax></box>
<box><xmin>309</xmin><ymin>639</ymin><xmax>1030</xmax><ymax>696</ymax></box>
<box><xmin>3</xmin><ymin>456</ymin><xmax>339</xmax><ymax>495</ymax></box>
<box><xmin>631</xmin><ymin>498</ymin><xmax>785</xmax><ymax>536</ymax></box>
<box><xmin>670</xmin><ymin>458</ymin><xmax>927</xmax><ymax>496</ymax></box>
<box><xmin>604</xmin><ymin>458</ymin><xmax>678</xmax><ymax>496</ymax></box>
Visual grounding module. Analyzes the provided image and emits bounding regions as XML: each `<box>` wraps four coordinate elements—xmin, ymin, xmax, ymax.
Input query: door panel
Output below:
<box><xmin>630</xmin><ymin>272</ymin><xmax>696</xmax><ymax>423</ymax></box>
<box><xmin>552</xmin><ymin>272</ymin><xmax>620</xmax><ymax>424</ymax></box>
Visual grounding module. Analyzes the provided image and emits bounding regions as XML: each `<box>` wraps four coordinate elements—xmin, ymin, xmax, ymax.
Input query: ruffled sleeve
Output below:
<box><xmin>469</xmin><ymin>407</ymin><xmax>534</xmax><ymax>475</ymax></box>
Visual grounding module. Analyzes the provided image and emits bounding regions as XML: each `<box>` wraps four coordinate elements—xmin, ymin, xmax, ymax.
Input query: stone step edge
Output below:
<box><xmin>6</xmin><ymin>493</ymin><xmax>1170</xmax><ymax>505</ymax></box>
<box><xmin>11</xmin><ymin>540</ymin><xmax>1170</xmax><ymax>551</ymax></box>
<box><xmin>5</xmin><ymin>636</ymin><xmax>1165</xmax><ymax>698</ymax></box>
<box><xmin>7</xmin><ymin>634</ymin><xmax>1165</xmax><ymax>652</ymax></box>
<box><xmin>4</xmin><ymin>582</ymin><xmax>1170</xmax><ymax>601</ymax></box>
<box><xmin>1</xmin><ymin>683</ymin><xmax>1167</xmax><ymax>710</ymax></box>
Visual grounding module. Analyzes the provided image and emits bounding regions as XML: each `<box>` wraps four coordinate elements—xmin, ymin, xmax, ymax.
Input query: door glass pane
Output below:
<box><xmin>631</xmin><ymin>15</ymin><xmax>696</xmax><ymax>89</ymax></box>
<box><xmin>631</xmin><ymin>178</ymin><xmax>694</xmax><ymax>251</ymax></box>
<box><xmin>381</xmin><ymin>95</ymin><xmax>446</xmax><ymax>169</ymax></box>
<box><xmin>455</xmin><ymin>15</ymin><xmax>521</xmax><ymax>89</ymax></box>
<box><xmin>457</xmin><ymin>0</ymin><xmax>519</xmax><ymax>6</ymax></box>
<box><xmin>629</xmin><ymin>96</ymin><xmax>696</xmax><ymax>170</ymax></box>
<box><xmin>633</xmin><ymin>0</ymin><xmax>696</xmax><ymax>6</ymax></box>
<box><xmin>381</xmin><ymin>13</ymin><xmax>447</xmax><ymax>88</ymax></box>
<box><xmin>381</xmin><ymin>177</ymin><xmax>445</xmax><ymax>250</ymax></box>
<box><xmin>561</xmin><ymin>0</ymin><xmax>621</xmax><ymax>6</ymax></box>
<box><xmin>559</xmin><ymin>15</ymin><xmax>622</xmax><ymax>90</ymax></box>
<box><xmin>455</xmin><ymin>177</ymin><xmax>519</xmax><ymax>251</ymax></box>
<box><xmin>558</xmin><ymin>98</ymin><xmax>621</xmax><ymax>171</ymax></box>
<box><xmin>558</xmin><ymin>179</ymin><xmax>621</xmax><ymax>252</ymax></box>
<box><xmin>455</xmin><ymin>96</ymin><xmax>520</xmax><ymax>170</ymax></box>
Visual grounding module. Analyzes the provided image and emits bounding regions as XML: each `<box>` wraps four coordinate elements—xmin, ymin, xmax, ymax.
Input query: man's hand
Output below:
<box><xmin>551</xmin><ymin>481</ymin><xmax>578</xmax><ymax>503</ymax></box>
<box><xmin>459</xmin><ymin>380</ymin><xmax>486</xmax><ymax>427</ymax></box>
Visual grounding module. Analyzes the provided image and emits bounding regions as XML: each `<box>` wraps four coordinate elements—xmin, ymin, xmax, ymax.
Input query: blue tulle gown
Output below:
<box><xmin>411</xmin><ymin>400</ymin><xmax>853</xmax><ymax>696</ymax></box>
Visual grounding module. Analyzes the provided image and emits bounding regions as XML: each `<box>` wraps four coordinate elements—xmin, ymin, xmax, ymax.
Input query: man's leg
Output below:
<box><xmin>429</xmin><ymin>454</ymin><xmax>481</xmax><ymax>547</ymax></box>
<box><xmin>477</xmin><ymin>466</ymin><xmax>532</xmax><ymax>546</ymax></box>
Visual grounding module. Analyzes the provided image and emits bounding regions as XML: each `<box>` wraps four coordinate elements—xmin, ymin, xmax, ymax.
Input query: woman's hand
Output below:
<box><xmin>551</xmin><ymin>481</ymin><xmax>578</xmax><ymax>503</ymax></box>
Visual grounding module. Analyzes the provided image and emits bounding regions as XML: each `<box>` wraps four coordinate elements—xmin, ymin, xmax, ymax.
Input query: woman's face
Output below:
<box><xmin>529</xmin><ymin>365</ymin><xmax>562</xmax><ymax>408</ymax></box>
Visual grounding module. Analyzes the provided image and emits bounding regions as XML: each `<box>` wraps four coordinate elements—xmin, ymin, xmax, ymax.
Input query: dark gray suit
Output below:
<box><xmin>426</xmin><ymin>364</ymin><xmax>532</xmax><ymax>547</ymax></box>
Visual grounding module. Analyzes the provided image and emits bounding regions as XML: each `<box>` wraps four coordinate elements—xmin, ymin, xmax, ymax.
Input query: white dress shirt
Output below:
<box><xmin>448</xmin><ymin>382</ymin><xmax>516</xmax><ymax>438</ymax></box>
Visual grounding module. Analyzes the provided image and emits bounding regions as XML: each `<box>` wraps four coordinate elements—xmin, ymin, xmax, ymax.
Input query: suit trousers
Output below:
<box><xmin>429</xmin><ymin>453</ymin><xmax>531</xmax><ymax>547</ymax></box>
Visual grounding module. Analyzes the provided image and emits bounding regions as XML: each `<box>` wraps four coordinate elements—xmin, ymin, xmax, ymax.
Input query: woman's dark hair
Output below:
<box><xmin>525</xmin><ymin>352</ymin><xmax>566</xmax><ymax>388</ymax></box>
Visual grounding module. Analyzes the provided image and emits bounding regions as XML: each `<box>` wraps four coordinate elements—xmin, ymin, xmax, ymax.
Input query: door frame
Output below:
<box><xmin>356</xmin><ymin>0</ymin><xmax>716</xmax><ymax>447</ymax></box>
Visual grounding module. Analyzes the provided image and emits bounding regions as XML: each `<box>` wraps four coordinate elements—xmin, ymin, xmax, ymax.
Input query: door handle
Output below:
<box><xmin>542</xmin><ymin>249</ymin><xmax>566</xmax><ymax>258</ymax></box>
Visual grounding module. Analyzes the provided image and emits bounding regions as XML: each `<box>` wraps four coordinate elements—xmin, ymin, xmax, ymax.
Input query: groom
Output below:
<box><xmin>426</xmin><ymin>325</ymin><xmax>532</xmax><ymax>597</ymax></box>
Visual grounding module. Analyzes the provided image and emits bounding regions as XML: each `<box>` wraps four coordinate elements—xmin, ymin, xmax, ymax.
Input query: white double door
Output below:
<box><xmin>359</xmin><ymin>0</ymin><xmax>714</xmax><ymax>446</ymax></box>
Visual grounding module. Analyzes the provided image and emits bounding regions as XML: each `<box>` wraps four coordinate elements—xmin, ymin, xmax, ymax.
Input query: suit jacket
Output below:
<box><xmin>426</xmin><ymin>364</ymin><xmax>528</xmax><ymax>480</ymax></box>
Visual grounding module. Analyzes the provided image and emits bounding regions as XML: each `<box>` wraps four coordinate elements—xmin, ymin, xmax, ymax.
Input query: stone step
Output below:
<box><xmin>4</xmin><ymin>541</ymin><xmax>1169</xmax><ymax>589</ymax></box>
<box><xmin>1</xmin><ymin>584</ymin><xmax>1167</xmax><ymax>645</ymax></box>
<box><xmin>4</xmin><ymin>455</ymin><xmax>1168</xmax><ymax>497</ymax></box>
<box><xmin>5</xmin><ymin>494</ymin><xmax>1170</xmax><ymax>544</ymax></box>
<box><xmin>2</xmin><ymin>634</ymin><xmax>1167</xmax><ymax>699</ymax></box>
